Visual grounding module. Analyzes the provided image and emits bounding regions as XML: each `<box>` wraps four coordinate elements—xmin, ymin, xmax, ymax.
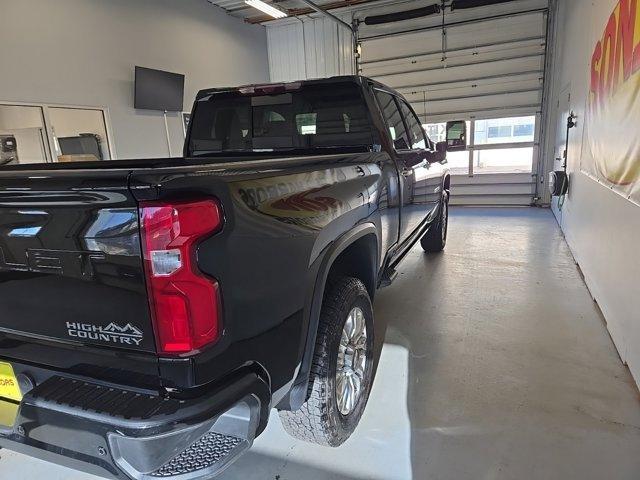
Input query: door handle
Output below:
<box><xmin>401</xmin><ymin>169</ymin><xmax>412</xmax><ymax>177</ymax></box>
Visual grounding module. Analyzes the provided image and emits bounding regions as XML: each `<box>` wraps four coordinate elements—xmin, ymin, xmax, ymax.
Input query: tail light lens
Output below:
<box><xmin>139</xmin><ymin>199</ymin><xmax>223</xmax><ymax>355</ymax></box>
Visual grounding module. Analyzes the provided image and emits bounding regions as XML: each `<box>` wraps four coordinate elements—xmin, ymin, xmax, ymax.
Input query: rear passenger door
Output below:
<box><xmin>374</xmin><ymin>90</ymin><xmax>428</xmax><ymax>245</ymax></box>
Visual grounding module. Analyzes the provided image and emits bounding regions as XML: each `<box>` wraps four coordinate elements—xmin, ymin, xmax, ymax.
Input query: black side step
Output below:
<box><xmin>379</xmin><ymin>268</ymin><xmax>398</xmax><ymax>288</ymax></box>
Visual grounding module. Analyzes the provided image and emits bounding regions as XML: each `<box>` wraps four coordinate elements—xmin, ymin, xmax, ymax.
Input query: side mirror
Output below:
<box><xmin>427</xmin><ymin>141</ymin><xmax>447</xmax><ymax>163</ymax></box>
<box><xmin>446</xmin><ymin>120</ymin><xmax>467</xmax><ymax>152</ymax></box>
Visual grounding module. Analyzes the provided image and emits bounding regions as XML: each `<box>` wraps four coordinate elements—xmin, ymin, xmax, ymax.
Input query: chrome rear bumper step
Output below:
<box><xmin>151</xmin><ymin>432</ymin><xmax>244</xmax><ymax>477</ymax></box>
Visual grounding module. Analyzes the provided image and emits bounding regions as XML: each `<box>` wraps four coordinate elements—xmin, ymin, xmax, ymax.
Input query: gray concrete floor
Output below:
<box><xmin>2</xmin><ymin>207</ymin><xmax>639</xmax><ymax>479</ymax></box>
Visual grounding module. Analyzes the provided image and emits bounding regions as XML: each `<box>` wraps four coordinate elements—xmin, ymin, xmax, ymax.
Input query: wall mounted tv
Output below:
<box><xmin>134</xmin><ymin>66</ymin><xmax>185</xmax><ymax>111</ymax></box>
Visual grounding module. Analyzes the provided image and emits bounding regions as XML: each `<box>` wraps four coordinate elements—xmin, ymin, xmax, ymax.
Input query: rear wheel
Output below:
<box><xmin>420</xmin><ymin>192</ymin><xmax>449</xmax><ymax>252</ymax></box>
<box><xmin>279</xmin><ymin>277</ymin><xmax>374</xmax><ymax>446</ymax></box>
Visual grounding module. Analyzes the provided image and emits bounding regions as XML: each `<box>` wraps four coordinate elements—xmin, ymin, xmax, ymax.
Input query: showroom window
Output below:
<box><xmin>0</xmin><ymin>104</ymin><xmax>51</xmax><ymax>165</ymax></box>
<box><xmin>423</xmin><ymin>115</ymin><xmax>537</xmax><ymax>175</ymax></box>
<box><xmin>0</xmin><ymin>102</ymin><xmax>113</xmax><ymax>166</ymax></box>
<box><xmin>49</xmin><ymin>107</ymin><xmax>112</xmax><ymax>162</ymax></box>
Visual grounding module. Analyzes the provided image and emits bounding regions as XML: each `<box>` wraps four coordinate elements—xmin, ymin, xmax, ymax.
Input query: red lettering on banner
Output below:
<box><xmin>590</xmin><ymin>0</ymin><xmax>640</xmax><ymax>110</ymax></box>
<box><xmin>614</xmin><ymin>0</ymin><xmax>636</xmax><ymax>85</ymax></box>
<box><xmin>591</xmin><ymin>41</ymin><xmax>603</xmax><ymax>111</ymax></box>
<box><xmin>600</xmin><ymin>13</ymin><xmax>618</xmax><ymax>104</ymax></box>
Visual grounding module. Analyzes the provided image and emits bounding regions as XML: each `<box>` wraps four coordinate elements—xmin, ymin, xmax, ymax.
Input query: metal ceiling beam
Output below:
<box><xmin>246</xmin><ymin>0</ymin><xmax>374</xmax><ymax>24</ymax></box>
<box><xmin>295</xmin><ymin>0</ymin><xmax>355</xmax><ymax>34</ymax></box>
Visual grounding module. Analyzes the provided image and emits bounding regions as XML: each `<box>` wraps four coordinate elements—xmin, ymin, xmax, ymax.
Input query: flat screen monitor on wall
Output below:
<box><xmin>134</xmin><ymin>66</ymin><xmax>185</xmax><ymax>111</ymax></box>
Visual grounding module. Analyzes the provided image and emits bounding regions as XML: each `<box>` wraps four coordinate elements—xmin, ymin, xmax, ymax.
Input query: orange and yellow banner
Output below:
<box><xmin>584</xmin><ymin>0</ymin><xmax>640</xmax><ymax>204</ymax></box>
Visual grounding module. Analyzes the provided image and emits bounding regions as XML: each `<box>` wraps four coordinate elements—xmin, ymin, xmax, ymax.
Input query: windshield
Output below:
<box><xmin>188</xmin><ymin>82</ymin><xmax>374</xmax><ymax>156</ymax></box>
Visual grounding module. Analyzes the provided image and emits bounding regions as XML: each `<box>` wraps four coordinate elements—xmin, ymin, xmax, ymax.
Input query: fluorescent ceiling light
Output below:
<box><xmin>245</xmin><ymin>0</ymin><xmax>288</xmax><ymax>18</ymax></box>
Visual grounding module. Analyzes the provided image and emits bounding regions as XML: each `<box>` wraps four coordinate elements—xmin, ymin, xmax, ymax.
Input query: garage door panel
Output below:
<box><xmin>371</xmin><ymin>55</ymin><xmax>545</xmax><ymax>91</ymax></box>
<box><xmin>361</xmin><ymin>36</ymin><xmax>545</xmax><ymax>72</ymax></box>
<box><xmin>451</xmin><ymin>183</ymin><xmax>535</xmax><ymax>196</ymax></box>
<box><xmin>412</xmin><ymin>90</ymin><xmax>542</xmax><ymax>118</ymax></box>
<box><xmin>395</xmin><ymin>70</ymin><xmax>543</xmax><ymax>95</ymax></box>
<box><xmin>360</xmin><ymin>11</ymin><xmax>545</xmax><ymax>62</ymax></box>
<box><xmin>451</xmin><ymin>173</ymin><xmax>535</xmax><ymax>185</ymax></box>
<box><xmin>426</xmin><ymin>106</ymin><xmax>540</xmax><ymax>123</ymax></box>
<box><xmin>401</xmin><ymin>78</ymin><xmax>542</xmax><ymax>105</ymax></box>
<box><xmin>362</xmin><ymin>44</ymin><xmax>544</xmax><ymax>78</ymax></box>
<box><xmin>449</xmin><ymin>194</ymin><xmax>534</xmax><ymax>205</ymax></box>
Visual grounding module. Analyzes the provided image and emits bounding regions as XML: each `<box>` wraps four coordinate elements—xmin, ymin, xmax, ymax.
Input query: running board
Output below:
<box><xmin>378</xmin><ymin>268</ymin><xmax>398</xmax><ymax>288</ymax></box>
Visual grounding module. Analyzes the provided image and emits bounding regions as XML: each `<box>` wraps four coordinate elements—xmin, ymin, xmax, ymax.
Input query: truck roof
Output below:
<box><xmin>195</xmin><ymin>75</ymin><xmax>399</xmax><ymax>102</ymax></box>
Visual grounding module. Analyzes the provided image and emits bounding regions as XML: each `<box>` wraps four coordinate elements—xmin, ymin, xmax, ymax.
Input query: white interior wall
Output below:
<box><xmin>0</xmin><ymin>0</ymin><xmax>269</xmax><ymax>159</ymax></box>
<box><xmin>543</xmin><ymin>0</ymin><xmax>640</xmax><ymax>387</ymax></box>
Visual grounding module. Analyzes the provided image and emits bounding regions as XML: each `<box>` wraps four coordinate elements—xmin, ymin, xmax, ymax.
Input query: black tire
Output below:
<box><xmin>420</xmin><ymin>192</ymin><xmax>449</xmax><ymax>252</ymax></box>
<box><xmin>278</xmin><ymin>277</ymin><xmax>375</xmax><ymax>446</ymax></box>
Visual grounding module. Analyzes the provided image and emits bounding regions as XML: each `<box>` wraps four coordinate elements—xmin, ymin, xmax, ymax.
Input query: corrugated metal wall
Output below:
<box><xmin>267</xmin><ymin>14</ymin><xmax>354</xmax><ymax>82</ymax></box>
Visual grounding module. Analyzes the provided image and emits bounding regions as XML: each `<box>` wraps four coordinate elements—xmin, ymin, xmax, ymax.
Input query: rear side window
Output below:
<box><xmin>188</xmin><ymin>83</ymin><xmax>374</xmax><ymax>155</ymax></box>
<box><xmin>399</xmin><ymin>101</ymin><xmax>427</xmax><ymax>150</ymax></box>
<box><xmin>374</xmin><ymin>90</ymin><xmax>409</xmax><ymax>150</ymax></box>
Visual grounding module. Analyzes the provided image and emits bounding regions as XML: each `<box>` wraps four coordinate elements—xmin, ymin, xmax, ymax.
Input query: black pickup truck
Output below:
<box><xmin>0</xmin><ymin>76</ymin><xmax>465</xmax><ymax>479</ymax></box>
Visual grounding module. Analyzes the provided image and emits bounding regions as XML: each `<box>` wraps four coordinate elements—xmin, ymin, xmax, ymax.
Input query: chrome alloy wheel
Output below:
<box><xmin>336</xmin><ymin>306</ymin><xmax>368</xmax><ymax>416</ymax></box>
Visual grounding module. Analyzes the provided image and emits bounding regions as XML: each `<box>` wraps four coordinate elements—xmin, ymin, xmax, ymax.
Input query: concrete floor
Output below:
<box><xmin>2</xmin><ymin>207</ymin><xmax>639</xmax><ymax>479</ymax></box>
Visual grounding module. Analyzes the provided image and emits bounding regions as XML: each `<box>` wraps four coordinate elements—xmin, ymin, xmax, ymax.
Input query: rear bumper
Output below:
<box><xmin>0</xmin><ymin>370</ymin><xmax>270</xmax><ymax>479</ymax></box>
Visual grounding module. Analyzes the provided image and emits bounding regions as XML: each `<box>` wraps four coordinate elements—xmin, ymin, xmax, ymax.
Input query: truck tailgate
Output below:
<box><xmin>0</xmin><ymin>169</ymin><xmax>156</xmax><ymax>354</ymax></box>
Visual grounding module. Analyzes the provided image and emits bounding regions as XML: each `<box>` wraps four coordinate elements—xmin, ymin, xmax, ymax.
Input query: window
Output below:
<box><xmin>295</xmin><ymin>112</ymin><xmax>354</xmax><ymax>136</ymax></box>
<box><xmin>295</xmin><ymin>113</ymin><xmax>316</xmax><ymax>135</ymax></box>
<box><xmin>424</xmin><ymin>117</ymin><xmax>535</xmax><ymax>175</ymax></box>
<box><xmin>514</xmin><ymin>124</ymin><xmax>534</xmax><ymax>137</ymax></box>
<box><xmin>399</xmin><ymin>101</ymin><xmax>426</xmax><ymax>149</ymax></box>
<box><xmin>253</xmin><ymin>101</ymin><xmax>294</xmax><ymax>141</ymax></box>
<box><xmin>443</xmin><ymin>150</ymin><xmax>470</xmax><ymax>175</ymax></box>
<box><xmin>189</xmin><ymin>82</ymin><xmax>374</xmax><ymax>155</ymax></box>
<box><xmin>374</xmin><ymin>90</ymin><xmax>409</xmax><ymax>150</ymax></box>
<box><xmin>0</xmin><ymin>104</ymin><xmax>50</xmax><ymax>166</ymax></box>
<box><xmin>474</xmin><ymin>116</ymin><xmax>536</xmax><ymax>145</ymax></box>
<box><xmin>423</xmin><ymin>123</ymin><xmax>446</xmax><ymax>143</ymax></box>
<box><xmin>473</xmin><ymin>147</ymin><xmax>534</xmax><ymax>174</ymax></box>
<box><xmin>49</xmin><ymin>107</ymin><xmax>112</xmax><ymax>162</ymax></box>
<box><xmin>487</xmin><ymin>126</ymin><xmax>512</xmax><ymax>138</ymax></box>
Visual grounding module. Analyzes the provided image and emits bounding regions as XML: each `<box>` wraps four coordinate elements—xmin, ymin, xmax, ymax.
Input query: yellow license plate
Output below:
<box><xmin>0</xmin><ymin>362</ymin><xmax>22</xmax><ymax>402</ymax></box>
<box><xmin>0</xmin><ymin>399</ymin><xmax>19</xmax><ymax>427</ymax></box>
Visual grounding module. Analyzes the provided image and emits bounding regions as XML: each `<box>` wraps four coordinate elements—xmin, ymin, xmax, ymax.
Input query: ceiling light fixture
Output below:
<box><xmin>245</xmin><ymin>0</ymin><xmax>288</xmax><ymax>19</ymax></box>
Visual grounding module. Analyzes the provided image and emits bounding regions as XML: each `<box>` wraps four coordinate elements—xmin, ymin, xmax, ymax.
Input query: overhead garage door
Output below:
<box><xmin>357</xmin><ymin>0</ymin><xmax>550</xmax><ymax>205</ymax></box>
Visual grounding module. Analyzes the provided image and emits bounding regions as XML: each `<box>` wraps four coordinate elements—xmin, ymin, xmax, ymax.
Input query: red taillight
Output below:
<box><xmin>139</xmin><ymin>199</ymin><xmax>223</xmax><ymax>355</ymax></box>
